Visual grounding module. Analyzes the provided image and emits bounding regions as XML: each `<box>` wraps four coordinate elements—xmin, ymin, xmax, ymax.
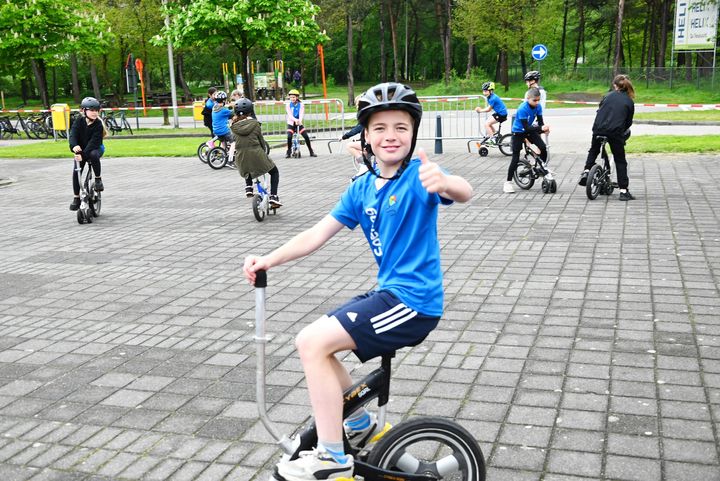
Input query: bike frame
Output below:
<box><xmin>254</xmin><ymin>271</ymin><xmax>437</xmax><ymax>481</ymax></box>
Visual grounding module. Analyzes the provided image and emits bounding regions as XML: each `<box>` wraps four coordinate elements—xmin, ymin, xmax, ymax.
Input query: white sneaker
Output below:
<box><xmin>277</xmin><ymin>448</ymin><xmax>353</xmax><ymax>481</ymax></box>
<box><xmin>503</xmin><ymin>181</ymin><xmax>515</xmax><ymax>193</ymax></box>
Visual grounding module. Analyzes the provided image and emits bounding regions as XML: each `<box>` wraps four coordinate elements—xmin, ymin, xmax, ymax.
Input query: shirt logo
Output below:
<box><xmin>389</xmin><ymin>195</ymin><xmax>397</xmax><ymax>206</ymax></box>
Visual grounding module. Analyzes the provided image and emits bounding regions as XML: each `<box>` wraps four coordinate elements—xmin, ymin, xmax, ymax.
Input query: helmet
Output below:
<box><xmin>288</xmin><ymin>89</ymin><xmax>300</xmax><ymax>96</ymax></box>
<box><xmin>481</xmin><ymin>81</ymin><xmax>495</xmax><ymax>91</ymax></box>
<box><xmin>215</xmin><ymin>91</ymin><xmax>227</xmax><ymax>101</ymax></box>
<box><xmin>234</xmin><ymin>98</ymin><xmax>254</xmax><ymax>116</ymax></box>
<box><xmin>357</xmin><ymin>82</ymin><xmax>422</xmax><ymax>127</ymax></box>
<box><xmin>524</xmin><ymin>71</ymin><xmax>541</xmax><ymax>82</ymax></box>
<box><xmin>80</xmin><ymin>97</ymin><xmax>100</xmax><ymax>110</ymax></box>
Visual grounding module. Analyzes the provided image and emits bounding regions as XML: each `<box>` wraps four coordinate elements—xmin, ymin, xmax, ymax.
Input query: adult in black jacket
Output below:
<box><xmin>578</xmin><ymin>75</ymin><xmax>636</xmax><ymax>200</ymax></box>
<box><xmin>68</xmin><ymin>97</ymin><xmax>105</xmax><ymax>211</ymax></box>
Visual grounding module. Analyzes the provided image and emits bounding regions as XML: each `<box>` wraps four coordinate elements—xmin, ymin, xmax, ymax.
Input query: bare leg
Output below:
<box><xmin>295</xmin><ymin>315</ymin><xmax>356</xmax><ymax>444</ymax></box>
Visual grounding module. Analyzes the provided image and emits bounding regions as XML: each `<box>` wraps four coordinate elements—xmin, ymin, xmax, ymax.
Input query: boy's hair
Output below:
<box><xmin>230</xmin><ymin>89</ymin><xmax>242</xmax><ymax>98</ymax></box>
<box><xmin>613</xmin><ymin>74</ymin><xmax>635</xmax><ymax>100</ymax></box>
<box><xmin>526</xmin><ymin>87</ymin><xmax>541</xmax><ymax>100</ymax></box>
<box><xmin>208</xmin><ymin>87</ymin><xmax>217</xmax><ymax>96</ymax></box>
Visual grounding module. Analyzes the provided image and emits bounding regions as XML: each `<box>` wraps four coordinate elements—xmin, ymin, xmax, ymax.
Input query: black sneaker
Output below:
<box><xmin>578</xmin><ymin>171</ymin><xmax>589</xmax><ymax>186</ymax></box>
<box><xmin>619</xmin><ymin>191</ymin><xmax>635</xmax><ymax>201</ymax></box>
<box><xmin>309</xmin><ymin>151</ymin><xmax>317</xmax><ymax>157</ymax></box>
<box><xmin>268</xmin><ymin>195</ymin><xmax>283</xmax><ymax>208</ymax></box>
<box><xmin>94</xmin><ymin>179</ymin><xmax>104</xmax><ymax>192</ymax></box>
<box><xmin>285</xmin><ymin>150</ymin><xmax>291</xmax><ymax>158</ymax></box>
<box><xmin>69</xmin><ymin>198</ymin><xmax>81</xmax><ymax>211</ymax></box>
<box><xmin>245</xmin><ymin>186</ymin><xmax>254</xmax><ymax>198</ymax></box>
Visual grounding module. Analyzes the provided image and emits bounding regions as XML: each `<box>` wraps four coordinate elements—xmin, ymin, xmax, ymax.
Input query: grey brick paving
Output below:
<box><xmin>0</xmin><ymin>148</ymin><xmax>719</xmax><ymax>480</ymax></box>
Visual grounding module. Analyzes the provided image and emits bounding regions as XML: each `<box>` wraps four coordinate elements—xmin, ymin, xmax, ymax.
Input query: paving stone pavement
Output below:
<box><xmin>0</xmin><ymin>147</ymin><xmax>719</xmax><ymax>481</ymax></box>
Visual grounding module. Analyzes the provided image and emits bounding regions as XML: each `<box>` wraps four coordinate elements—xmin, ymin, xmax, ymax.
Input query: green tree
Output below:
<box><xmin>0</xmin><ymin>0</ymin><xmax>112</xmax><ymax>108</ymax></box>
<box><xmin>157</xmin><ymin>0</ymin><xmax>328</xmax><ymax>99</ymax></box>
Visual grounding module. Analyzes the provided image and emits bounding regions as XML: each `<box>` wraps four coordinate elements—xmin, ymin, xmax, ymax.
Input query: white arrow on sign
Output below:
<box><xmin>531</xmin><ymin>45</ymin><xmax>548</xmax><ymax>61</ymax></box>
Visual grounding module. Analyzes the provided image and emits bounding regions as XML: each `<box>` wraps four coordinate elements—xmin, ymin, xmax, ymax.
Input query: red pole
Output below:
<box><xmin>317</xmin><ymin>44</ymin><xmax>329</xmax><ymax>120</ymax></box>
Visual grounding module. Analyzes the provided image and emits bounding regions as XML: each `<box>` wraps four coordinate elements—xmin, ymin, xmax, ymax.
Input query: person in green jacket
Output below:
<box><xmin>231</xmin><ymin>98</ymin><xmax>282</xmax><ymax>207</ymax></box>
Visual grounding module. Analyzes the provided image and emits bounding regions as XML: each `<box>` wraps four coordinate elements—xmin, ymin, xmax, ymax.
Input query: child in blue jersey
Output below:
<box><xmin>505</xmin><ymin>87</ymin><xmax>551</xmax><ymax>193</ymax></box>
<box><xmin>211</xmin><ymin>91</ymin><xmax>233</xmax><ymax>150</ymax></box>
<box><xmin>243</xmin><ymin>82</ymin><xmax>473</xmax><ymax>481</ymax></box>
<box><xmin>474</xmin><ymin>81</ymin><xmax>507</xmax><ymax>142</ymax></box>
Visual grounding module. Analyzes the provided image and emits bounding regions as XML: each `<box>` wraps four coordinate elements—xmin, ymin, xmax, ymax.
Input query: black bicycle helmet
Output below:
<box><xmin>356</xmin><ymin>83</ymin><xmax>423</xmax><ymax>180</ymax></box>
<box><xmin>215</xmin><ymin>91</ymin><xmax>228</xmax><ymax>101</ymax></box>
<box><xmin>234</xmin><ymin>98</ymin><xmax>254</xmax><ymax>116</ymax></box>
<box><xmin>524</xmin><ymin>71</ymin><xmax>541</xmax><ymax>82</ymax></box>
<box><xmin>80</xmin><ymin>97</ymin><xmax>100</xmax><ymax>110</ymax></box>
<box><xmin>481</xmin><ymin>81</ymin><xmax>495</xmax><ymax>91</ymax></box>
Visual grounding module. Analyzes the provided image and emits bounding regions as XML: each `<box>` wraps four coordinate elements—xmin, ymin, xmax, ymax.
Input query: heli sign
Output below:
<box><xmin>673</xmin><ymin>0</ymin><xmax>718</xmax><ymax>50</ymax></box>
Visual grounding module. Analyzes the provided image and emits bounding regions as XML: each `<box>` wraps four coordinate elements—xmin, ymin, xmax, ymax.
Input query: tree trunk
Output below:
<box><xmin>30</xmin><ymin>59</ymin><xmax>50</xmax><ymax>109</ymax></box>
<box><xmin>560</xmin><ymin>0</ymin><xmax>569</xmax><ymax>62</ymax></box>
<box><xmin>499</xmin><ymin>50</ymin><xmax>509</xmax><ymax>91</ymax></box>
<box><xmin>90</xmin><ymin>60</ymin><xmax>101</xmax><ymax>99</ymax></box>
<box><xmin>386</xmin><ymin>0</ymin><xmax>400</xmax><ymax>82</ymax></box>
<box><xmin>379</xmin><ymin>4</ymin><xmax>386</xmax><ymax>82</ymax></box>
<box><xmin>176</xmin><ymin>54</ymin><xmax>193</xmax><ymax>102</ymax></box>
<box><xmin>657</xmin><ymin>0</ymin><xmax>671</xmax><ymax>67</ymax></box>
<box><xmin>466</xmin><ymin>40</ymin><xmax>475</xmax><ymax>78</ymax></box>
<box><xmin>434</xmin><ymin>0</ymin><xmax>452</xmax><ymax>84</ymax></box>
<box><xmin>613</xmin><ymin>0</ymin><xmax>625</xmax><ymax>76</ymax></box>
<box><xmin>70</xmin><ymin>54</ymin><xmax>81</xmax><ymax>104</ymax></box>
<box><xmin>346</xmin><ymin>10</ymin><xmax>355</xmax><ymax>106</ymax></box>
<box><xmin>520</xmin><ymin>49</ymin><xmax>527</xmax><ymax>75</ymax></box>
<box><xmin>573</xmin><ymin>0</ymin><xmax>585</xmax><ymax>72</ymax></box>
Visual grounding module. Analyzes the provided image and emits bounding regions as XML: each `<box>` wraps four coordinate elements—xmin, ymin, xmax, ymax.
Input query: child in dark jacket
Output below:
<box><xmin>68</xmin><ymin>97</ymin><xmax>105</xmax><ymax>211</ymax></box>
<box><xmin>578</xmin><ymin>74</ymin><xmax>635</xmax><ymax>200</ymax></box>
<box><xmin>231</xmin><ymin>98</ymin><xmax>282</xmax><ymax>208</ymax></box>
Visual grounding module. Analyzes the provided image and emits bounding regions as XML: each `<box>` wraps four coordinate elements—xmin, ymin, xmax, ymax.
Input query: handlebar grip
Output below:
<box><xmin>254</xmin><ymin>270</ymin><xmax>267</xmax><ymax>288</ymax></box>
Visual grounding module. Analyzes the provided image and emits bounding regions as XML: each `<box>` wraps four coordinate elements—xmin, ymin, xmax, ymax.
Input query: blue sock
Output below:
<box><xmin>318</xmin><ymin>440</ymin><xmax>349</xmax><ymax>464</ymax></box>
<box><xmin>345</xmin><ymin>409</ymin><xmax>371</xmax><ymax>431</ymax></box>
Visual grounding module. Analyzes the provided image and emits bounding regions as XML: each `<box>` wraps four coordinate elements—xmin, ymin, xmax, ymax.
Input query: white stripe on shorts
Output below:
<box><xmin>370</xmin><ymin>303</ymin><xmax>418</xmax><ymax>334</ymax></box>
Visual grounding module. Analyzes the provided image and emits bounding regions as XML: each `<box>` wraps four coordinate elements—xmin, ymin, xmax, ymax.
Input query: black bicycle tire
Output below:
<box><xmin>513</xmin><ymin>159</ymin><xmax>534</xmax><ymax>190</ymax></box>
<box><xmin>252</xmin><ymin>194</ymin><xmax>266</xmax><ymax>222</ymax></box>
<box><xmin>207</xmin><ymin>147</ymin><xmax>228</xmax><ymax>170</ymax></box>
<box><xmin>366</xmin><ymin>417</ymin><xmax>485</xmax><ymax>481</ymax></box>
<box><xmin>197</xmin><ymin>142</ymin><xmax>210</xmax><ymax>164</ymax></box>
<box><xmin>586</xmin><ymin>164</ymin><xmax>603</xmax><ymax>200</ymax></box>
<box><xmin>498</xmin><ymin>134</ymin><xmax>513</xmax><ymax>156</ymax></box>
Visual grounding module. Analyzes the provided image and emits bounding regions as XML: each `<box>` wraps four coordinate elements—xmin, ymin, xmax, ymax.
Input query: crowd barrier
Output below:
<box><xmin>2</xmin><ymin>96</ymin><xmax>718</xmax><ymax>144</ymax></box>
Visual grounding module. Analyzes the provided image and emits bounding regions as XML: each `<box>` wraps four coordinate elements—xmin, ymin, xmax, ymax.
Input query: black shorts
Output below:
<box><xmin>329</xmin><ymin>290</ymin><xmax>439</xmax><ymax>363</ymax></box>
<box><xmin>492</xmin><ymin>113</ymin><xmax>507</xmax><ymax>123</ymax></box>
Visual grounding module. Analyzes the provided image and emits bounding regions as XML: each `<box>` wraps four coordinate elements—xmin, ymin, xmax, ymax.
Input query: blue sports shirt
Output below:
<box><xmin>331</xmin><ymin>159</ymin><xmax>453</xmax><ymax>316</ymax></box>
<box><xmin>487</xmin><ymin>93</ymin><xmax>507</xmax><ymax>116</ymax></box>
<box><xmin>212</xmin><ymin>108</ymin><xmax>233</xmax><ymax>136</ymax></box>
<box><xmin>511</xmin><ymin>101</ymin><xmax>543</xmax><ymax>133</ymax></box>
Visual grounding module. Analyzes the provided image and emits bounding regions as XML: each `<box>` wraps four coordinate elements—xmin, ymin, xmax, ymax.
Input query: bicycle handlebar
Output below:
<box><xmin>254</xmin><ymin>269</ymin><xmax>267</xmax><ymax>288</ymax></box>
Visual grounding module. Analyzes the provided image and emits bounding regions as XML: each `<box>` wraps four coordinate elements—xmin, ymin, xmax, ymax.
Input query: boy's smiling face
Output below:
<box><xmin>364</xmin><ymin>109</ymin><xmax>414</xmax><ymax>167</ymax></box>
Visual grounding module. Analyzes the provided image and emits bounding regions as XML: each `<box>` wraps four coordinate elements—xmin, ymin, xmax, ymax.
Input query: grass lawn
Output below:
<box><xmin>627</xmin><ymin>135</ymin><xmax>720</xmax><ymax>153</ymax></box>
<box><xmin>634</xmin><ymin>110</ymin><xmax>720</xmax><ymax>121</ymax></box>
<box><xmin>1</xmin><ymin>133</ymin><xmax>718</xmax><ymax>158</ymax></box>
<box><xmin>0</xmin><ymin>135</ymin><xmax>289</xmax><ymax>159</ymax></box>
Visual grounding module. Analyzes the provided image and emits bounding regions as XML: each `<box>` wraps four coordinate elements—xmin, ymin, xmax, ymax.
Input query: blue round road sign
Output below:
<box><xmin>531</xmin><ymin>44</ymin><xmax>548</xmax><ymax>61</ymax></box>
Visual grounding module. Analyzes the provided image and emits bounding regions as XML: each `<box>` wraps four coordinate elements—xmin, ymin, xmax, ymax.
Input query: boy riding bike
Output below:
<box><xmin>68</xmin><ymin>97</ymin><xmax>105</xmax><ymax>211</ymax></box>
<box><xmin>474</xmin><ymin>81</ymin><xmax>507</xmax><ymax>143</ymax></box>
<box><xmin>285</xmin><ymin>89</ymin><xmax>317</xmax><ymax>158</ymax></box>
<box><xmin>505</xmin><ymin>88</ymin><xmax>550</xmax><ymax>194</ymax></box>
<box><xmin>211</xmin><ymin>91</ymin><xmax>233</xmax><ymax>150</ymax></box>
<box><xmin>243</xmin><ymin>82</ymin><xmax>473</xmax><ymax>481</ymax></box>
